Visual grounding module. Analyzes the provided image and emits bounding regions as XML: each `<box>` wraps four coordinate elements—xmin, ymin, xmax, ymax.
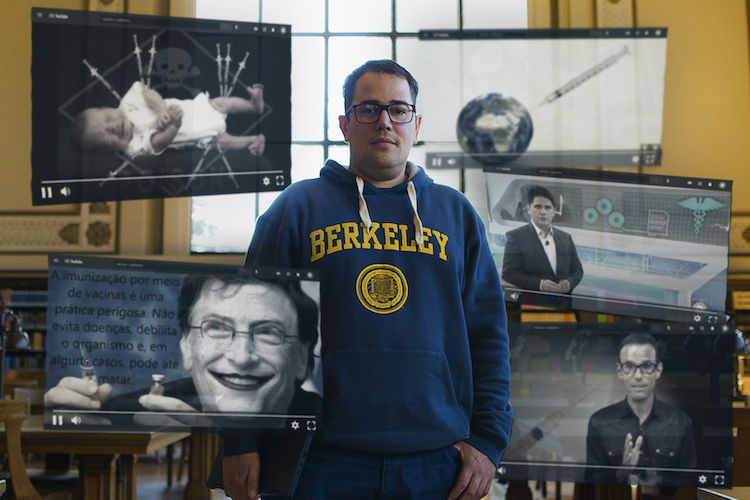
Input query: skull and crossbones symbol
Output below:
<box><xmin>153</xmin><ymin>47</ymin><xmax>202</xmax><ymax>95</ymax></box>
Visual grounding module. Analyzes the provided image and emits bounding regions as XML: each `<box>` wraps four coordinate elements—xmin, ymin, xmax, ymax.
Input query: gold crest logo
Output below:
<box><xmin>356</xmin><ymin>264</ymin><xmax>408</xmax><ymax>314</ymax></box>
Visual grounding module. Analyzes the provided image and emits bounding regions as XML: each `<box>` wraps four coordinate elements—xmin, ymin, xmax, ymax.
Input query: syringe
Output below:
<box><xmin>537</xmin><ymin>46</ymin><xmax>630</xmax><ymax>108</ymax></box>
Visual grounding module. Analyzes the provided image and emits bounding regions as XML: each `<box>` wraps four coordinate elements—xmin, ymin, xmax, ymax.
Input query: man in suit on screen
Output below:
<box><xmin>501</xmin><ymin>185</ymin><xmax>584</xmax><ymax>293</ymax></box>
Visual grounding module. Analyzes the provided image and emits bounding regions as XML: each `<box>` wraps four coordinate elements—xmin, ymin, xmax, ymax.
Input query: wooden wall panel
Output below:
<box><xmin>87</xmin><ymin>0</ymin><xmax>125</xmax><ymax>12</ymax></box>
<box><xmin>596</xmin><ymin>0</ymin><xmax>634</xmax><ymax>28</ymax></box>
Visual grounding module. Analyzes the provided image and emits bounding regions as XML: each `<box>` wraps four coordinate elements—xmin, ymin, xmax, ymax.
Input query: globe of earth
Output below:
<box><xmin>456</xmin><ymin>93</ymin><xmax>533</xmax><ymax>165</ymax></box>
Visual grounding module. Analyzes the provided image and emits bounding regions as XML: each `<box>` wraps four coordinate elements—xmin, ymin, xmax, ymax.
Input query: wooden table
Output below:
<box><xmin>698</xmin><ymin>488</ymin><xmax>750</xmax><ymax>500</ymax></box>
<box><xmin>0</xmin><ymin>415</ymin><xmax>195</xmax><ymax>500</ymax></box>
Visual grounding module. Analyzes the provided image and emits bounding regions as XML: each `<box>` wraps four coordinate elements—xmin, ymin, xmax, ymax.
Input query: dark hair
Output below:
<box><xmin>70</xmin><ymin>108</ymin><xmax>118</xmax><ymax>154</ymax></box>
<box><xmin>526</xmin><ymin>185</ymin><xmax>555</xmax><ymax>208</ymax></box>
<box><xmin>618</xmin><ymin>333</ymin><xmax>662</xmax><ymax>363</ymax></box>
<box><xmin>177</xmin><ymin>275</ymin><xmax>319</xmax><ymax>370</ymax></box>
<box><xmin>342</xmin><ymin>59</ymin><xmax>419</xmax><ymax>112</ymax></box>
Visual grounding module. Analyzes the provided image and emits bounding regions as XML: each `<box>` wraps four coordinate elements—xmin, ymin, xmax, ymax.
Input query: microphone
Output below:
<box><xmin>545</xmin><ymin>241</ymin><xmax>550</xmax><ymax>246</ymax></box>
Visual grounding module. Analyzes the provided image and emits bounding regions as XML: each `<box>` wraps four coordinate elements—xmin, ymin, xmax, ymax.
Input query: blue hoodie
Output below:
<box><xmin>235</xmin><ymin>159</ymin><xmax>512</xmax><ymax>465</ymax></box>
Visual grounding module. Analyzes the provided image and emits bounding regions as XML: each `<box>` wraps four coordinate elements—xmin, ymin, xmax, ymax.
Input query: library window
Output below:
<box><xmin>190</xmin><ymin>0</ymin><xmax>522</xmax><ymax>253</ymax></box>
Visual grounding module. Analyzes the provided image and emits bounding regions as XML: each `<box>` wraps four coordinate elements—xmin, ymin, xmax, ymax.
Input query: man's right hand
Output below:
<box><xmin>223</xmin><ymin>452</ymin><xmax>261</xmax><ymax>500</ymax></box>
<box><xmin>44</xmin><ymin>377</ymin><xmax>112</xmax><ymax>409</ymax></box>
<box><xmin>621</xmin><ymin>432</ymin><xmax>643</xmax><ymax>467</ymax></box>
<box><xmin>540</xmin><ymin>279</ymin><xmax>562</xmax><ymax>293</ymax></box>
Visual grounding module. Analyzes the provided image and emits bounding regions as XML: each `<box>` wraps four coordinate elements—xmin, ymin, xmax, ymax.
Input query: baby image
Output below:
<box><xmin>71</xmin><ymin>81</ymin><xmax>265</xmax><ymax>158</ymax></box>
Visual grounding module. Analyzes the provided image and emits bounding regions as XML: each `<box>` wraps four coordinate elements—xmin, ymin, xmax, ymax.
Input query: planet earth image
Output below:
<box><xmin>456</xmin><ymin>93</ymin><xmax>533</xmax><ymax>165</ymax></box>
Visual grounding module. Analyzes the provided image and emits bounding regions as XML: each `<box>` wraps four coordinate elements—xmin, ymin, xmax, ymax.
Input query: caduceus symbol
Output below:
<box><xmin>677</xmin><ymin>197</ymin><xmax>726</xmax><ymax>236</ymax></box>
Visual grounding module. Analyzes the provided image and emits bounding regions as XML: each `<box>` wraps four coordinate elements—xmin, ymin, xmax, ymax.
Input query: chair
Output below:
<box><xmin>3</xmin><ymin>372</ymin><xmax>44</xmax><ymax>400</ymax></box>
<box><xmin>166</xmin><ymin>438</ymin><xmax>190</xmax><ymax>487</ymax></box>
<box><xmin>2</xmin><ymin>382</ymin><xmax>37</xmax><ymax>403</ymax></box>
<box><xmin>12</xmin><ymin>390</ymin><xmax>43</xmax><ymax>416</ymax></box>
<box><xmin>11</xmin><ymin>389</ymin><xmax>76</xmax><ymax>483</ymax></box>
<box><xmin>0</xmin><ymin>399</ymin><xmax>72</xmax><ymax>500</ymax></box>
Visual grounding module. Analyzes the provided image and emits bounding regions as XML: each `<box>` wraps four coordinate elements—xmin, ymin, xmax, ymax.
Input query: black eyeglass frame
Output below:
<box><xmin>189</xmin><ymin>320</ymin><xmax>298</xmax><ymax>347</ymax></box>
<box><xmin>617</xmin><ymin>361</ymin><xmax>659</xmax><ymax>376</ymax></box>
<box><xmin>345</xmin><ymin>103</ymin><xmax>417</xmax><ymax>124</ymax></box>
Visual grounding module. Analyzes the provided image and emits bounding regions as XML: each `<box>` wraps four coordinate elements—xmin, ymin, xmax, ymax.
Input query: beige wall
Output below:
<box><xmin>2</xmin><ymin>0</ymin><xmax>750</xmax><ymax>270</ymax></box>
<box><xmin>638</xmin><ymin>0</ymin><xmax>750</xmax><ymax>194</ymax></box>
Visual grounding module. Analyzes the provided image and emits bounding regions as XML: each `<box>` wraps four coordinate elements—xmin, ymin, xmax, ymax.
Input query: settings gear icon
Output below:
<box><xmin>290</xmin><ymin>421</ymin><xmax>300</xmax><ymax>430</ymax></box>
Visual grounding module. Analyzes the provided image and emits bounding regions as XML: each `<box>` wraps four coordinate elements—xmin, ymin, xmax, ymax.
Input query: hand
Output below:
<box><xmin>137</xmin><ymin>394</ymin><xmax>212</xmax><ymax>426</ymax></box>
<box><xmin>540</xmin><ymin>279</ymin><xmax>562</xmax><ymax>293</ymax></box>
<box><xmin>447</xmin><ymin>441</ymin><xmax>496</xmax><ymax>500</ymax></box>
<box><xmin>247</xmin><ymin>134</ymin><xmax>265</xmax><ymax>156</ymax></box>
<box><xmin>559</xmin><ymin>279</ymin><xmax>571</xmax><ymax>293</ymax></box>
<box><xmin>44</xmin><ymin>377</ymin><xmax>113</xmax><ymax>409</ymax></box>
<box><xmin>167</xmin><ymin>104</ymin><xmax>183</xmax><ymax>129</ymax></box>
<box><xmin>223</xmin><ymin>452</ymin><xmax>261</xmax><ymax>500</ymax></box>
<box><xmin>138</xmin><ymin>394</ymin><xmax>197</xmax><ymax>412</ymax></box>
<box><xmin>622</xmin><ymin>433</ymin><xmax>643</xmax><ymax>467</ymax></box>
<box><xmin>134</xmin><ymin>396</ymin><xmax>215</xmax><ymax>428</ymax></box>
<box><xmin>157</xmin><ymin>110</ymin><xmax>171</xmax><ymax>130</ymax></box>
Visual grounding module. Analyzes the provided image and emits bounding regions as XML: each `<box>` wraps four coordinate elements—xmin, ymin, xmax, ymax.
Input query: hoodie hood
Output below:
<box><xmin>320</xmin><ymin>160</ymin><xmax>433</xmax><ymax>248</ymax></box>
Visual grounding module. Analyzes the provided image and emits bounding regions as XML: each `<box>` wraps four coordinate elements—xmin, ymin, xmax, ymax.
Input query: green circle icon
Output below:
<box><xmin>583</xmin><ymin>208</ymin><xmax>599</xmax><ymax>224</ymax></box>
<box><xmin>596</xmin><ymin>198</ymin><xmax>613</xmax><ymax>215</ymax></box>
<box><xmin>608</xmin><ymin>211</ymin><xmax>625</xmax><ymax>229</ymax></box>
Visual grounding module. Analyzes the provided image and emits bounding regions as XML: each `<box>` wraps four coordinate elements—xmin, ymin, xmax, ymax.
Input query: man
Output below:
<box><xmin>501</xmin><ymin>185</ymin><xmax>584</xmax><ymax>293</ymax></box>
<box><xmin>221</xmin><ymin>60</ymin><xmax>513</xmax><ymax>500</ymax></box>
<box><xmin>44</xmin><ymin>275</ymin><xmax>320</xmax><ymax>423</ymax></box>
<box><xmin>585</xmin><ymin>334</ymin><xmax>696</xmax><ymax>486</ymax></box>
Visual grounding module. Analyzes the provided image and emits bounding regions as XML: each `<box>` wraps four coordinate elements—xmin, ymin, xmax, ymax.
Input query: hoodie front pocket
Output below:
<box><xmin>321</xmin><ymin>348</ymin><xmax>466</xmax><ymax>443</ymax></box>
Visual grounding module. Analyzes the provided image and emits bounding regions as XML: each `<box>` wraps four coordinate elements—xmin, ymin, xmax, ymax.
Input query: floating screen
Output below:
<box><xmin>31</xmin><ymin>8</ymin><xmax>291</xmax><ymax>206</ymax></box>
<box><xmin>44</xmin><ymin>255</ymin><xmax>320</xmax><ymax>432</ymax></box>
<box><xmin>401</xmin><ymin>29</ymin><xmax>666</xmax><ymax>168</ymax></box>
<box><xmin>486</xmin><ymin>166</ymin><xmax>732</xmax><ymax>323</ymax></box>
<box><xmin>500</xmin><ymin>322</ymin><xmax>734</xmax><ymax>488</ymax></box>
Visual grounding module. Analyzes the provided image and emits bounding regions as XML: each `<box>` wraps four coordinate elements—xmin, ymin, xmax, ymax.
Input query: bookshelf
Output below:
<box><xmin>0</xmin><ymin>276</ymin><xmax>48</xmax><ymax>381</ymax></box>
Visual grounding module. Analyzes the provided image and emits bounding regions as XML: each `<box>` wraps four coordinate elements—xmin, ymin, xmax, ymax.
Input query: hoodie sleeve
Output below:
<box><xmin>217</xmin><ymin>428</ymin><xmax>259</xmax><ymax>456</ymax></box>
<box><xmin>461</xmin><ymin>209</ymin><xmax>514</xmax><ymax>466</ymax></box>
<box><xmin>244</xmin><ymin>185</ymin><xmax>308</xmax><ymax>269</ymax></box>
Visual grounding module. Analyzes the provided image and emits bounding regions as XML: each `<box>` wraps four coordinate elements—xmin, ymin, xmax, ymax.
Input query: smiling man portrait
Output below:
<box><xmin>175</xmin><ymin>275</ymin><xmax>319</xmax><ymax>415</ymax></box>
<box><xmin>44</xmin><ymin>274</ymin><xmax>320</xmax><ymax>421</ymax></box>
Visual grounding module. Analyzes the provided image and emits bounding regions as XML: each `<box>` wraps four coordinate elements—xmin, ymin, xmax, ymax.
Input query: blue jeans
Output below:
<box><xmin>271</xmin><ymin>441</ymin><xmax>463</xmax><ymax>499</ymax></box>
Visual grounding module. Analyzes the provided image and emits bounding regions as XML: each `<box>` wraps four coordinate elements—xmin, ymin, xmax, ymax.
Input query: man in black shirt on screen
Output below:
<box><xmin>585</xmin><ymin>333</ymin><xmax>696</xmax><ymax>486</ymax></box>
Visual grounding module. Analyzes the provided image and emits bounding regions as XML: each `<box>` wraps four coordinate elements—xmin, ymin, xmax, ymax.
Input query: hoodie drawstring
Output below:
<box><xmin>355</xmin><ymin>174</ymin><xmax>424</xmax><ymax>249</ymax></box>
<box><xmin>407</xmin><ymin>180</ymin><xmax>424</xmax><ymax>248</ymax></box>
<box><xmin>356</xmin><ymin>176</ymin><xmax>372</xmax><ymax>231</ymax></box>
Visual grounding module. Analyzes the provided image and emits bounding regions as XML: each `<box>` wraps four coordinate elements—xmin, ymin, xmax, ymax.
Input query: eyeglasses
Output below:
<box><xmin>618</xmin><ymin>361</ymin><xmax>658</xmax><ymax>376</ymax></box>
<box><xmin>191</xmin><ymin>320</ymin><xmax>296</xmax><ymax>347</ymax></box>
<box><xmin>346</xmin><ymin>103</ymin><xmax>416</xmax><ymax>124</ymax></box>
